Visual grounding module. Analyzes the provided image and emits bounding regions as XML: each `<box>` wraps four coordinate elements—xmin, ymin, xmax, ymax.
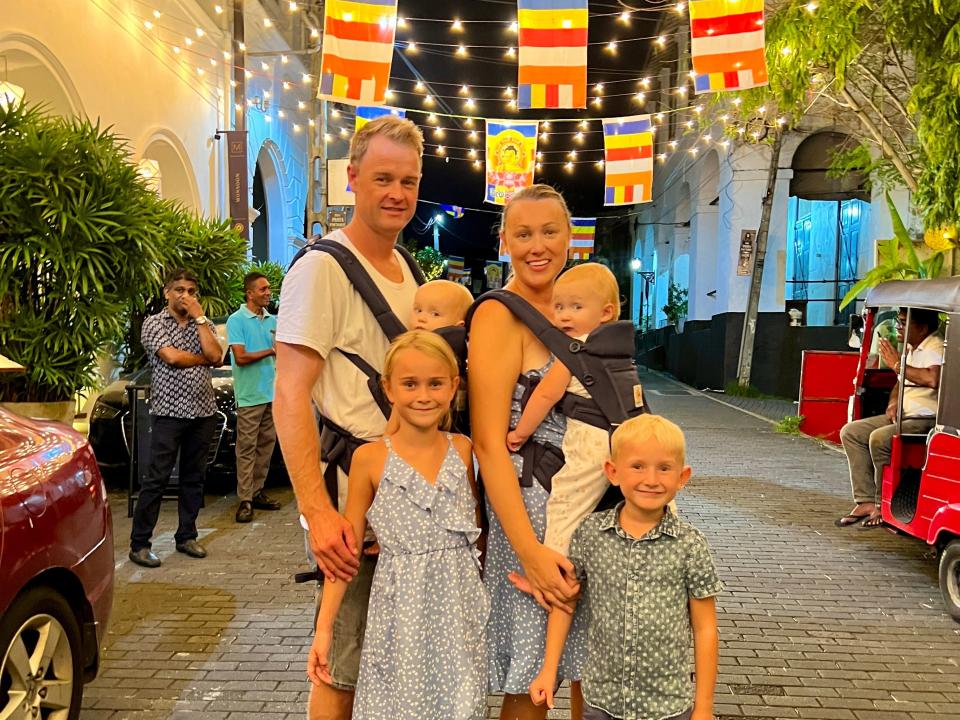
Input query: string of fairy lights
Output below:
<box><xmin>125</xmin><ymin>0</ymin><xmax>812</xmax><ymax>172</ymax></box>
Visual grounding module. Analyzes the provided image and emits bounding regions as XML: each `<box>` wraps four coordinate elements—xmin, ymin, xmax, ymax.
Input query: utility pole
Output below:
<box><xmin>736</xmin><ymin>130</ymin><xmax>783</xmax><ymax>387</ymax></box>
<box><xmin>307</xmin><ymin>1</ymin><xmax>327</xmax><ymax>238</ymax></box>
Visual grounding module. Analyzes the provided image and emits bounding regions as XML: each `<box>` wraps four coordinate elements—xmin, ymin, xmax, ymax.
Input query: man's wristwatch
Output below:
<box><xmin>195</xmin><ymin>315</ymin><xmax>209</xmax><ymax>326</ymax></box>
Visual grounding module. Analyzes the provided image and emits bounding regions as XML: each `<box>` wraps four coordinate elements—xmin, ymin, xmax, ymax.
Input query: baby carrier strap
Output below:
<box><xmin>467</xmin><ymin>291</ymin><xmax>647</xmax><ymax>429</ymax></box>
<box><xmin>287</xmin><ymin>238</ymin><xmax>426</xmax><ymax>503</ymax></box>
<box><xmin>288</xmin><ymin>238</ymin><xmax>425</xmax><ymax>420</ymax></box>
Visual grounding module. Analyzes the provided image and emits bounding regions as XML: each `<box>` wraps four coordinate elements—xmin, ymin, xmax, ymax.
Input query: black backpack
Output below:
<box><xmin>465</xmin><ymin>290</ymin><xmax>650</xmax><ymax>504</ymax></box>
<box><xmin>287</xmin><ymin>238</ymin><xmax>426</xmax><ymax>501</ymax></box>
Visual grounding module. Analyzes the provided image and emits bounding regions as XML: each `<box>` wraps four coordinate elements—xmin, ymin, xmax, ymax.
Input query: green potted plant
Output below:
<box><xmin>0</xmin><ymin>100</ymin><xmax>247</xmax><ymax>418</ymax></box>
<box><xmin>662</xmin><ymin>282</ymin><xmax>689</xmax><ymax>332</ymax></box>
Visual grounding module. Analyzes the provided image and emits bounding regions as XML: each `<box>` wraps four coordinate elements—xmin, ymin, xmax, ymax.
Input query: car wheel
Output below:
<box><xmin>0</xmin><ymin>587</ymin><xmax>83</xmax><ymax>720</ymax></box>
<box><xmin>939</xmin><ymin>538</ymin><xmax>960</xmax><ymax>623</ymax></box>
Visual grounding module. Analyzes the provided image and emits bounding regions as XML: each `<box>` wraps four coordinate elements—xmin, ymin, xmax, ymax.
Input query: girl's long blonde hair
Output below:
<box><xmin>382</xmin><ymin>330</ymin><xmax>459</xmax><ymax>431</ymax></box>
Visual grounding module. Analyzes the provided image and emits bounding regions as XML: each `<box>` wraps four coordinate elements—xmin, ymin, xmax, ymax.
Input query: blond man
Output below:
<box><xmin>274</xmin><ymin>116</ymin><xmax>424</xmax><ymax>720</ymax></box>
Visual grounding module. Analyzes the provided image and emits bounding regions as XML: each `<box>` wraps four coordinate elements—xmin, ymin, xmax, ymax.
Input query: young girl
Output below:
<box><xmin>506</xmin><ymin>263</ymin><xmax>620</xmax><ymax>556</ymax></box>
<box><xmin>308</xmin><ymin>330</ymin><xmax>489</xmax><ymax>720</ymax></box>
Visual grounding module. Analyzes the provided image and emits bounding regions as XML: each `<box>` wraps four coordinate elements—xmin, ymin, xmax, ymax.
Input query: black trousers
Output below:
<box><xmin>130</xmin><ymin>414</ymin><xmax>217</xmax><ymax>550</ymax></box>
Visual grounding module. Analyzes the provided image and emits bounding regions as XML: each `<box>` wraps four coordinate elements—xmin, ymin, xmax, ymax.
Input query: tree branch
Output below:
<box><xmin>854</xmin><ymin>62</ymin><xmax>917</xmax><ymax>134</ymax></box>
<box><xmin>839</xmin><ymin>85</ymin><xmax>919</xmax><ymax>192</ymax></box>
<box><xmin>845</xmin><ymin>76</ymin><xmax>914</xmax><ymax>160</ymax></box>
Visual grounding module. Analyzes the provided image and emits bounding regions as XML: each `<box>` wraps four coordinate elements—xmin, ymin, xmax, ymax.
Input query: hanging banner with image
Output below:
<box><xmin>517</xmin><ymin>0</ymin><xmax>588</xmax><ymax>109</ymax></box>
<box><xmin>485</xmin><ymin>120</ymin><xmax>539</xmax><ymax>206</ymax></box>
<box><xmin>318</xmin><ymin>0</ymin><xmax>398</xmax><ymax>105</ymax></box>
<box><xmin>689</xmin><ymin>0</ymin><xmax>768</xmax><ymax>94</ymax></box>
<box><xmin>602</xmin><ymin>115</ymin><xmax>653</xmax><ymax>206</ymax></box>
<box><xmin>484</xmin><ymin>261</ymin><xmax>504</xmax><ymax>290</ymax></box>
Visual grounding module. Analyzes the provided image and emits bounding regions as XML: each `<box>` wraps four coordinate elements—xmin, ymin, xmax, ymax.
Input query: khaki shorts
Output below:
<box><xmin>313</xmin><ymin>554</ymin><xmax>377</xmax><ymax>691</ymax></box>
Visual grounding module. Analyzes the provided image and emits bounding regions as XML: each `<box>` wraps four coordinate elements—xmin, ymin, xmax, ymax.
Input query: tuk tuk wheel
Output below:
<box><xmin>939</xmin><ymin>539</ymin><xmax>960</xmax><ymax>622</ymax></box>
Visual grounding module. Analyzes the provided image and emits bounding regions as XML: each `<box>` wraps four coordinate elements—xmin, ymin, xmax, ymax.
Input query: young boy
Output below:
<box><xmin>529</xmin><ymin>414</ymin><xmax>723</xmax><ymax>720</ymax></box>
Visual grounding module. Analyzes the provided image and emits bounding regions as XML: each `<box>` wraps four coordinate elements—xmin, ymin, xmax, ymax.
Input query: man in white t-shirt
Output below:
<box><xmin>274</xmin><ymin>115</ymin><xmax>423</xmax><ymax>719</ymax></box>
<box><xmin>837</xmin><ymin>308</ymin><xmax>944</xmax><ymax>530</ymax></box>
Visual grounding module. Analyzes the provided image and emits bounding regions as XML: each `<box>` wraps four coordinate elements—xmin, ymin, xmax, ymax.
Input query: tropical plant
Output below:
<box><xmin>227</xmin><ymin>259</ymin><xmax>287</xmax><ymax>310</ymax></box>
<box><xmin>0</xmin><ymin>100</ymin><xmax>170</xmax><ymax>402</ymax></box>
<box><xmin>661</xmin><ymin>282</ymin><xmax>688</xmax><ymax>326</ymax></box>
<box><xmin>840</xmin><ymin>192</ymin><xmax>949</xmax><ymax>309</ymax></box>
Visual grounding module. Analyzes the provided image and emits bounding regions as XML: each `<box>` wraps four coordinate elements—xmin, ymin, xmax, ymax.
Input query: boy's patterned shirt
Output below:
<box><xmin>569</xmin><ymin>504</ymin><xmax>724</xmax><ymax>720</ymax></box>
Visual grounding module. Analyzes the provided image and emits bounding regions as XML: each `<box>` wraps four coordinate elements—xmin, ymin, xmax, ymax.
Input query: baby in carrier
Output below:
<box><xmin>507</xmin><ymin>263</ymin><xmax>644</xmax><ymax>555</ymax></box>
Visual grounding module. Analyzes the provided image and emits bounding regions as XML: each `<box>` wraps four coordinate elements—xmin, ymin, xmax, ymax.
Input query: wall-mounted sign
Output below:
<box><xmin>737</xmin><ymin>229</ymin><xmax>757</xmax><ymax>276</ymax></box>
<box><xmin>226</xmin><ymin>131</ymin><xmax>249</xmax><ymax>239</ymax></box>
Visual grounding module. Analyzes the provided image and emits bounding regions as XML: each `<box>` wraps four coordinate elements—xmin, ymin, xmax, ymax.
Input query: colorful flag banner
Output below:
<box><xmin>446</xmin><ymin>256</ymin><xmax>471</xmax><ymax>286</ymax></box>
<box><xmin>517</xmin><ymin>0</ymin><xmax>588</xmax><ymax>109</ymax></box>
<box><xmin>354</xmin><ymin>105</ymin><xmax>405</xmax><ymax>133</ymax></box>
<box><xmin>602</xmin><ymin>115</ymin><xmax>653</xmax><ymax>206</ymax></box>
<box><xmin>440</xmin><ymin>204</ymin><xmax>464</xmax><ymax>218</ymax></box>
<box><xmin>569</xmin><ymin>217</ymin><xmax>596</xmax><ymax>260</ymax></box>
<box><xmin>318</xmin><ymin>0</ymin><xmax>398</xmax><ymax>105</ymax></box>
<box><xmin>485</xmin><ymin>120</ymin><xmax>539</xmax><ymax>206</ymax></box>
<box><xmin>689</xmin><ymin>0</ymin><xmax>768</xmax><ymax>94</ymax></box>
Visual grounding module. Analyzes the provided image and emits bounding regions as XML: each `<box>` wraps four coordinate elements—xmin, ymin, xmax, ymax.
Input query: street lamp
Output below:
<box><xmin>432</xmin><ymin>213</ymin><xmax>444</xmax><ymax>251</ymax></box>
<box><xmin>630</xmin><ymin>258</ymin><xmax>642</xmax><ymax>272</ymax></box>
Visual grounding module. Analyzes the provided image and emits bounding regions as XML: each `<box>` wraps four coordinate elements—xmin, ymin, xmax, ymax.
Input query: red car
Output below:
<box><xmin>0</xmin><ymin>406</ymin><xmax>114</xmax><ymax>719</ymax></box>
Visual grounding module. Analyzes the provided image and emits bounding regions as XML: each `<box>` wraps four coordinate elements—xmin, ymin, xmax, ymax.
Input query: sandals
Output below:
<box><xmin>858</xmin><ymin>514</ymin><xmax>884</xmax><ymax>530</ymax></box>
<box><xmin>835</xmin><ymin>512</ymin><xmax>871</xmax><ymax>528</ymax></box>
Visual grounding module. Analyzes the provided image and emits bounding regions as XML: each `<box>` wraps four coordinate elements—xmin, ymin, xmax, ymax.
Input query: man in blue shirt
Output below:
<box><xmin>227</xmin><ymin>272</ymin><xmax>282</xmax><ymax>523</ymax></box>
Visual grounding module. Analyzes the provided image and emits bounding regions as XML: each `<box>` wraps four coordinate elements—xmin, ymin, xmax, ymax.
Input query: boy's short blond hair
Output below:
<box><xmin>349</xmin><ymin>115</ymin><xmax>424</xmax><ymax>167</ymax></box>
<box><xmin>556</xmin><ymin>262</ymin><xmax>620</xmax><ymax>318</ymax></box>
<box><xmin>610</xmin><ymin>414</ymin><xmax>686</xmax><ymax>464</ymax></box>
<box><xmin>419</xmin><ymin>279</ymin><xmax>474</xmax><ymax>322</ymax></box>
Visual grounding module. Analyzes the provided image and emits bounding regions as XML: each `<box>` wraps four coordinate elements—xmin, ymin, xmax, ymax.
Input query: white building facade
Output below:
<box><xmin>2</xmin><ymin>0</ymin><xmax>313</xmax><ymax>265</ymax></box>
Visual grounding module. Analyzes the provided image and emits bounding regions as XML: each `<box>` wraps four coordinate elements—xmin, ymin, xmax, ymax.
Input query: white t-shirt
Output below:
<box><xmin>276</xmin><ymin>230</ymin><xmax>418</xmax><ymax>506</ymax></box>
<box><xmin>902</xmin><ymin>332</ymin><xmax>945</xmax><ymax>418</ymax></box>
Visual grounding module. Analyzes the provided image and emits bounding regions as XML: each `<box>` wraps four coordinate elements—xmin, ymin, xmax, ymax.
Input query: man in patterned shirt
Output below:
<box><xmin>529</xmin><ymin>414</ymin><xmax>723</xmax><ymax>720</ymax></box>
<box><xmin>129</xmin><ymin>268</ymin><xmax>225</xmax><ymax>568</ymax></box>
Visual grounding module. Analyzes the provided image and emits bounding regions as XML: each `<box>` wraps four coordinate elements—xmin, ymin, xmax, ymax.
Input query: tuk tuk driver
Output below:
<box><xmin>837</xmin><ymin>308</ymin><xmax>944</xmax><ymax>529</ymax></box>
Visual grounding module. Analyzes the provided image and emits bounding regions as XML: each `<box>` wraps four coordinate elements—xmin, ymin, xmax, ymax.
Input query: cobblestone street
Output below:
<box><xmin>82</xmin><ymin>371</ymin><xmax>960</xmax><ymax>720</ymax></box>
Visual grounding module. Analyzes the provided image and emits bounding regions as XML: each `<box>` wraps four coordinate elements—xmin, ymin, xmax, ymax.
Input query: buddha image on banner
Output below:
<box><xmin>485</xmin><ymin>120</ymin><xmax>538</xmax><ymax>205</ymax></box>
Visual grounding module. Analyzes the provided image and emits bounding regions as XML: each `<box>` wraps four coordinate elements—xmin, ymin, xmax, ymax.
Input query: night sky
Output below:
<box><xmin>364</xmin><ymin>0</ymin><xmax>663</xmax><ymax>262</ymax></box>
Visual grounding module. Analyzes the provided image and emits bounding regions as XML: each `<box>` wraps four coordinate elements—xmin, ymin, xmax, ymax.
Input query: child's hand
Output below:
<box><xmin>507</xmin><ymin>570</ymin><xmax>534</xmax><ymax>595</ymax></box>
<box><xmin>529</xmin><ymin>669</ymin><xmax>557</xmax><ymax>708</ymax></box>
<box><xmin>506</xmin><ymin>430</ymin><xmax>527</xmax><ymax>453</ymax></box>
<box><xmin>306</xmin><ymin>626</ymin><xmax>333</xmax><ymax>687</ymax></box>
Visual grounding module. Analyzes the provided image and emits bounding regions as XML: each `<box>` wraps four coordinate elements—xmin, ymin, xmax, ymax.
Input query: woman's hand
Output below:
<box><xmin>529</xmin><ymin>668</ymin><xmax>558</xmax><ymax>709</ymax></box>
<box><xmin>306</xmin><ymin>625</ymin><xmax>333</xmax><ymax>686</ymax></box>
<box><xmin>519</xmin><ymin>543</ymin><xmax>579</xmax><ymax>612</ymax></box>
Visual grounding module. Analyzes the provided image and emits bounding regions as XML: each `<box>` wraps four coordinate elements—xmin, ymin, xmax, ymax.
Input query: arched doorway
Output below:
<box><xmin>252</xmin><ymin>142</ymin><xmax>286</xmax><ymax>262</ymax></box>
<box><xmin>787</xmin><ymin>132</ymin><xmax>870</xmax><ymax>326</ymax></box>
<box><xmin>0</xmin><ymin>34</ymin><xmax>84</xmax><ymax>117</ymax></box>
<box><xmin>139</xmin><ymin>131</ymin><xmax>201</xmax><ymax>211</ymax></box>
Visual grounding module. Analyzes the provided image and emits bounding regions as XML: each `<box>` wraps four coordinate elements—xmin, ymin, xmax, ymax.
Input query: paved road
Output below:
<box><xmin>82</xmin><ymin>371</ymin><xmax>960</xmax><ymax>719</ymax></box>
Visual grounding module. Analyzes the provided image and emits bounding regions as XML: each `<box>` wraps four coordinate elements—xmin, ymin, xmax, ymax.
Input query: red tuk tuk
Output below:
<box><xmin>849</xmin><ymin>278</ymin><xmax>960</xmax><ymax>620</ymax></box>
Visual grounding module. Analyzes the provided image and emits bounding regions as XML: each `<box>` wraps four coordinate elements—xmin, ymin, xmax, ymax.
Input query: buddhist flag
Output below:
<box><xmin>602</xmin><ymin>115</ymin><xmax>653</xmax><ymax>206</ymax></box>
<box><xmin>517</xmin><ymin>0</ymin><xmax>588</xmax><ymax>109</ymax></box>
<box><xmin>447</xmin><ymin>256</ymin><xmax>470</xmax><ymax>286</ymax></box>
<box><xmin>485</xmin><ymin>120</ymin><xmax>539</xmax><ymax>206</ymax></box>
<box><xmin>570</xmin><ymin>217</ymin><xmax>596</xmax><ymax>260</ymax></box>
<box><xmin>689</xmin><ymin>0</ymin><xmax>768</xmax><ymax>94</ymax></box>
<box><xmin>318</xmin><ymin>0</ymin><xmax>398</xmax><ymax>105</ymax></box>
<box><xmin>354</xmin><ymin>106</ymin><xmax>405</xmax><ymax>132</ymax></box>
<box><xmin>441</xmin><ymin>204</ymin><xmax>464</xmax><ymax>218</ymax></box>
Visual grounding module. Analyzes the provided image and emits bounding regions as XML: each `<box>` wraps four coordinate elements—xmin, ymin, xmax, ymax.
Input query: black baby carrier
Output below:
<box><xmin>465</xmin><ymin>289</ymin><xmax>650</xmax><ymax>509</ymax></box>
<box><xmin>287</xmin><ymin>238</ymin><xmax>426</xmax><ymax>503</ymax></box>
